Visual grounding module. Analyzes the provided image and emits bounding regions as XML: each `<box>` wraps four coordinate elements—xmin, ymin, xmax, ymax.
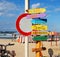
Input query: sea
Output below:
<box><xmin>0</xmin><ymin>33</ymin><xmax>18</xmax><ymax>39</ymax></box>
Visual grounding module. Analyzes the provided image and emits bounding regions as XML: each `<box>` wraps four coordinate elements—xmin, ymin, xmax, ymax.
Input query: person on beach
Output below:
<box><xmin>12</xmin><ymin>34</ymin><xmax>16</xmax><ymax>41</ymax></box>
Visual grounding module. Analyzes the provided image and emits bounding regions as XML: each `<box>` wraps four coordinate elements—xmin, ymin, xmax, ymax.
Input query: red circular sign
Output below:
<box><xmin>16</xmin><ymin>13</ymin><xmax>31</xmax><ymax>36</ymax></box>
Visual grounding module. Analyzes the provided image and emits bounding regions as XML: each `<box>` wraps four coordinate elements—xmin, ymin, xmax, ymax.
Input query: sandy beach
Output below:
<box><xmin>0</xmin><ymin>39</ymin><xmax>60</xmax><ymax>57</ymax></box>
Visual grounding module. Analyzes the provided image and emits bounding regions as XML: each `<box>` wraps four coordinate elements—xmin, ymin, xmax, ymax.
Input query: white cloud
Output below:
<box><xmin>54</xmin><ymin>8</ymin><xmax>60</xmax><ymax>12</ymax></box>
<box><xmin>46</xmin><ymin>7</ymin><xmax>60</xmax><ymax>13</ymax></box>
<box><xmin>32</xmin><ymin>3</ymin><xmax>40</xmax><ymax>8</ymax></box>
<box><xmin>0</xmin><ymin>1</ymin><xmax>20</xmax><ymax>16</ymax></box>
<box><xmin>6</xmin><ymin>13</ymin><xmax>16</xmax><ymax>17</ymax></box>
<box><xmin>0</xmin><ymin>12</ymin><xmax>3</xmax><ymax>16</ymax></box>
<box><xmin>47</xmin><ymin>10</ymin><xmax>52</xmax><ymax>13</ymax></box>
<box><xmin>46</xmin><ymin>14</ymin><xmax>51</xmax><ymax>18</ymax></box>
<box><xmin>0</xmin><ymin>1</ymin><xmax>18</xmax><ymax>11</ymax></box>
<box><xmin>44</xmin><ymin>6</ymin><xmax>48</xmax><ymax>9</ymax></box>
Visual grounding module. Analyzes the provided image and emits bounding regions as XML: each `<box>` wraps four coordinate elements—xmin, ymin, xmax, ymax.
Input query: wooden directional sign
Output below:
<box><xmin>33</xmin><ymin>36</ymin><xmax>48</xmax><ymax>41</ymax></box>
<box><xmin>32</xmin><ymin>24</ymin><xmax>48</xmax><ymax>30</ymax></box>
<box><xmin>26</xmin><ymin>13</ymin><xmax>46</xmax><ymax>19</ymax></box>
<box><xmin>32</xmin><ymin>18</ymin><xmax>47</xmax><ymax>22</ymax></box>
<box><xmin>26</xmin><ymin>8</ymin><xmax>46</xmax><ymax>14</ymax></box>
<box><xmin>31</xmin><ymin>19</ymin><xmax>47</xmax><ymax>24</ymax></box>
<box><xmin>31</xmin><ymin>31</ymin><xmax>48</xmax><ymax>35</ymax></box>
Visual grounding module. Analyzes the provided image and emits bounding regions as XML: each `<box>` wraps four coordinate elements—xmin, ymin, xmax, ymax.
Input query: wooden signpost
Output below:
<box><xmin>16</xmin><ymin>0</ymin><xmax>48</xmax><ymax>57</ymax></box>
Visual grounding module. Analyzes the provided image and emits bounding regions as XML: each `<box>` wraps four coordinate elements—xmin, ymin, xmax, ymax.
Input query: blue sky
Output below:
<box><xmin>0</xmin><ymin>0</ymin><xmax>60</xmax><ymax>32</ymax></box>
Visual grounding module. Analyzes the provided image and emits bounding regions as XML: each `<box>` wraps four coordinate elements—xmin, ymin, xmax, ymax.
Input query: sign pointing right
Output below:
<box><xmin>26</xmin><ymin>13</ymin><xmax>46</xmax><ymax>18</ymax></box>
<box><xmin>32</xmin><ymin>18</ymin><xmax>47</xmax><ymax>22</ymax></box>
<box><xmin>31</xmin><ymin>19</ymin><xmax>47</xmax><ymax>24</ymax></box>
<box><xmin>32</xmin><ymin>24</ymin><xmax>48</xmax><ymax>30</ymax></box>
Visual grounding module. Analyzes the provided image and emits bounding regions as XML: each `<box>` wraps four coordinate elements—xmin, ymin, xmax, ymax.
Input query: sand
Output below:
<box><xmin>0</xmin><ymin>39</ymin><xmax>60</xmax><ymax>57</ymax></box>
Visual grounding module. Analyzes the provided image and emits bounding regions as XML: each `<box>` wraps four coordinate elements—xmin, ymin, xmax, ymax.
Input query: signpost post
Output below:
<box><xmin>16</xmin><ymin>0</ymin><xmax>30</xmax><ymax>57</ymax></box>
<box><xmin>25</xmin><ymin>0</ymin><xmax>29</xmax><ymax>57</ymax></box>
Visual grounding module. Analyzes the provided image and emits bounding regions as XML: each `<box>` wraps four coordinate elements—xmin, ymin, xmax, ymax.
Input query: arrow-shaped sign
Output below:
<box><xmin>31</xmin><ymin>31</ymin><xmax>48</xmax><ymax>35</ymax></box>
<box><xmin>32</xmin><ymin>24</ymin><xmax>48</xmax><ymax>30</ymax></box>
<box><xmin>33</xmin><ymin>35</ymin><xmax>48</xmax><ymax>41</ymax></box>
<box><xmin>31</xmin><ymin>19</ymin><xmax>47</xmax><ymax>24</ymax></box>
<box><xmin>26</xmin><ymin>13</ymin><xmax>46</xmax><ymax>18</ymax></box>
<box><xmin>26</xmin><ymin>8</ymin><xmax>46</xmax><ymax>14</ymax></box>
<box><xmin>32</xmin><ymin>18</ymin><xmax>47</xmax><ymax>22</ymax></box>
